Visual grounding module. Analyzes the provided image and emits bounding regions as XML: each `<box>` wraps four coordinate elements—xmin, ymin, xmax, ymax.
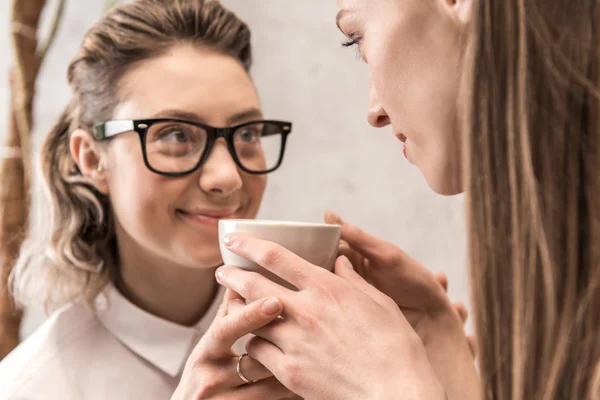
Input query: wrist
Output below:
<box><xmin>420</xmin><ymin>308</ymin><xmax>482</xmax><ymax>400</ymax></box>
<box><xmin>358</xmin><ymin>339</ymin><xmax>450</xmax><ymax>400</ymax></box>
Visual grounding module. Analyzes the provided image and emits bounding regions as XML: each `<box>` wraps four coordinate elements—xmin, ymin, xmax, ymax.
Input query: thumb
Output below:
<box><xmin>326</xmin><ymin>211</ymin><xmax>403</xmax><ymax>263</ymax></box>
<box><xmin>324</xmin><ymin>210</ymin><xmax>343</xmax><ymax>225</ymax></box>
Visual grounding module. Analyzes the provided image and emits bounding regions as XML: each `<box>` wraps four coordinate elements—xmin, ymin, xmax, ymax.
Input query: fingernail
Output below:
<box><xmin>215</xmin><ymin>269</ymin><xmax>224</xmax><ymax>282</ymax></box>
<box><xmin>340</xmin><ymin>255</ymin><xmax>354</xmax><ymax>270</ymax></box>
<box><xmin>262</xmin><ymin>297</ymin><xmax>281</xmax><ymax>315</ymax></box>
<box><xmin>223</xmin><ymin>235</ymin><xmax>234</xmax><ymax>247</ymax></box>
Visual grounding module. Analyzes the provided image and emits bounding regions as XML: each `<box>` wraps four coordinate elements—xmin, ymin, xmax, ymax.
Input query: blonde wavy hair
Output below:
<box><xmin>11</xmin><ymin>0</ymin><xmax>252</xmax><ymax>310</ymax></box>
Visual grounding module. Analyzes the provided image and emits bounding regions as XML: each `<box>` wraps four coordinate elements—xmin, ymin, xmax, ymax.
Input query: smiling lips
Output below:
<box><xmin>177</xmin><ymin>208</ymin><xmax>239</xmax><ymax>228</ymax></box>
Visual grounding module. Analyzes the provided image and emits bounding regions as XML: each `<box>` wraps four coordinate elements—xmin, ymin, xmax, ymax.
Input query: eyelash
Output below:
<box><xmin>342</xmin><ymin>35</ymin><xmax>364</xmax><ymax>61</ymax></box>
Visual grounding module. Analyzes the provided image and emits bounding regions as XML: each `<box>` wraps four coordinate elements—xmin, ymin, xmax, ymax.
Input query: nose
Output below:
<box><xmin>366</xmin><ymin>80</ymin><xmax>391</xmax><ymax>128</ymax></box>
<box><xmin>198</xmin><ymin>140</ymin><xmax>243</xmax><ymax>198</ymax></box>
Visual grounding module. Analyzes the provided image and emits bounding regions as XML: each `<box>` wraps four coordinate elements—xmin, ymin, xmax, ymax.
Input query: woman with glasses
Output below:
<box><xmin>0</xmin><ymin>1</ymin><xmax>297</xmax><ymax>399</ymax></box>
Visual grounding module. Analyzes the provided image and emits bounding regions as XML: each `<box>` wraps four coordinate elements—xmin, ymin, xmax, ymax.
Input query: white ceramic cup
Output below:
<box><xmin>219</xmin><ymin>219</ymin><xmax>342</xmax><ymax>290</ymax></box>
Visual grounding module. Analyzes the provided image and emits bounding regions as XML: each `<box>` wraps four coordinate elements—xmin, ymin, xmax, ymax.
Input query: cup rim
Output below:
<box><xmin>219</xmin><ymin>219</ymin><xmax>341</xmax><ymax>229</ymax></box>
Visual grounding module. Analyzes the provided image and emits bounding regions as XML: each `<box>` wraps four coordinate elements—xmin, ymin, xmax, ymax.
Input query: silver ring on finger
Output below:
<box><xmin>237</xmin><ymin>353</ymin><xmax>255</xmax><ymax>384</ymax></box>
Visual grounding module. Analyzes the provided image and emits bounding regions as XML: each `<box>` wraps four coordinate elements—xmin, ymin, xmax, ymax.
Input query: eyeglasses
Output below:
<box><xmin>93</xmin><ymin>118</ymin><xmax>292</xmax><ymax>176</ymax></box>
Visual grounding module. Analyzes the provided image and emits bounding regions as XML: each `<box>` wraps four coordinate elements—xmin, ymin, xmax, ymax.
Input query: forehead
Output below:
<box><xmin>336</xmin><ymin>0</ymin><xmax>379</xmax><ymax>11</ymax></box>
<box><xmin>336</xmin><ymin>0</ymin><xmax>362</xmax><ymax>14</ymax></box>
<box><xmin>336</xmin><ymin>0</ymin><xmax>394</xmax><ymax>25</ymax></box>
<box><xmin>114</xmin><ymin>45</ymin><xmax>260</xmax><ymax>125</ymax></box>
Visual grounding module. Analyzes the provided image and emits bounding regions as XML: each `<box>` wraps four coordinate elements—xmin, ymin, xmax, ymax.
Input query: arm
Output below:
<box><xmin>326</xmin><ymin>212</ymin><xmax>481</xmax><ymax>400</ymax></box>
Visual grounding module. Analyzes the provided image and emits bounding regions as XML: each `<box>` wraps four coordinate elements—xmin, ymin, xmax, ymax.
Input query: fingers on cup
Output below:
<box><xmin>325</xmin><ymin>212</ymin><xmax>412</xmax><ymax>267</ymax></box>
<box><xmin>217</xmin><ymin>266</ymin><xmax>290</xmax><ymax>303</ymax></box>
<box><xmin>205</xmin><ymin>297</ymin><xmax>283</xmax><ymax>357</ymax></box>
<box><xmin>324</xmin><ymin>210</ymin><xmax>343</xmax><ymax>225</ymax></box>
<box><xmin>223</xmin><ymin>233</ymin><xmax>321</xmax><ymax>290</ymax></box>
<box><xmin>338</xmin><ymin>222</ymin><xmax>404</xmax><ymax>265</ymax></box>
<box><xmin>337</xmin><ymin>241</ymin><xmax>364</xmax><ymax>271</ymax></box>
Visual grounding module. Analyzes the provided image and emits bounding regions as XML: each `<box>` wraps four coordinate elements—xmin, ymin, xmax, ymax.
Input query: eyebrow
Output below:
<box><xmin>228</xmin><ymin>108</ymin><xmax>264</xmax><ymax>125</ymax></box>
<box><xmin>150</xmin><ymin>108</ymin><xmax>264</xmax><ymax>126</ymax></box>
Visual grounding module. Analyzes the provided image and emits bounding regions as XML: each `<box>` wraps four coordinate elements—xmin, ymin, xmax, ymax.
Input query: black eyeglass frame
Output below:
<box><xmin>93</xmin><ymin>118</ymin><xmax>292</xmax><ymax>176</ymax></box>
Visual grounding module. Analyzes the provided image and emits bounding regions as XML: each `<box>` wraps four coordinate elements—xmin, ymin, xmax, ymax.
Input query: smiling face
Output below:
<box><xmin>336</xmin><ymin>0</ymin><xmax>471</xmax><ymax>195</ymax></box>
<box><xmin>75</xmin><ymin>45</ymin><xmax>267</xmax><ymax>270</ymax></box>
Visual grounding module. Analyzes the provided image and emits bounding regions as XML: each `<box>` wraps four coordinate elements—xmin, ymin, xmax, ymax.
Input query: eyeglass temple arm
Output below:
<box><xmin>93</xmin><ymin>120</ymin><xmax>135</xmax><ymax>140</ymax></box>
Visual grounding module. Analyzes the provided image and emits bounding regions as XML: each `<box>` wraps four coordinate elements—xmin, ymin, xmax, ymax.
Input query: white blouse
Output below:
<box><xmin>0</xmin><ymin>284</ymin><xmax>226</xmax><ymax>400</ymax></box>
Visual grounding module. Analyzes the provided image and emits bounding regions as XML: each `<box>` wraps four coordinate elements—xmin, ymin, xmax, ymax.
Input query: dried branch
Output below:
<box><xmin>105</xmin><ymin>0</ymin><xmax>118</xmax><ymax>10</ymax></box>
<box><xmin>9</xmin><ymin>0</ymin><xmax>43</xmax><ymax>187</ymax></box>
<box><xmin>0</xmin><ymin>0</ymin><xmax>47</xmax><ymax>360</ymax></box>
<box><xmin>39</xmin><ymin>0</ymin><xmax>67</xmax><ymax>61</ymax></box>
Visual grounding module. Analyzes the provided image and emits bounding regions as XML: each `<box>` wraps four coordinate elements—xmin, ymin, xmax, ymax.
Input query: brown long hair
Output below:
<box><xmin>11</xmin><ymin>0</ymin><xmax>252</xmax><ymax>310</ymax></box>
<box><xmin>464</xmin><ymin>0</ymin><xmax>600</xmax><ymax>398</ymax></box>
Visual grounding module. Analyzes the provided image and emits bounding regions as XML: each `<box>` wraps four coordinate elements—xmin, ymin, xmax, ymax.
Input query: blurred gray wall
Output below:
<box><xmin>0</xmin><ymin>0</ymin><xmax>470</xmax><ymax>338</ymax></box>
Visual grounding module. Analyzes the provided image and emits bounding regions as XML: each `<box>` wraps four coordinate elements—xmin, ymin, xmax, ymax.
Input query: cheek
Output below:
<box><xmin>369</xmin><ymin>15</ymin><xmax>462</xmax><ymax>139</ymax></box>
<box><xmin>370</xmin><ymin>20</ymin><xmax>463</xmax><ymax>175</ymax></box>
<box><xmin>106</xmin><ymin>140</ymin><xmax>177</xmax><ymax>233</ymax></box>
<box><xmin>242</xmin><ymin>175</ymin><xmax>267</xmax><ymax>217</ymax></box>
<box><xmin>368</xmin><ymin>21</ymin><xmax>422</xmax><ymax>128</ymax></box>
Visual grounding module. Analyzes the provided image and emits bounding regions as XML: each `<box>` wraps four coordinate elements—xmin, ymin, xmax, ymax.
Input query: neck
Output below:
<box><xmin>115</xmin><ymin>242</ymin><xmax>219</xmax><ymax>327</ymax></box>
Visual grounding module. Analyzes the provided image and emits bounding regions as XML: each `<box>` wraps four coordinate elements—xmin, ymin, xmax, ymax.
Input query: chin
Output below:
<box><xmin>178</xmin><ymin>245</ymin><xmax>224</xmax><ymax>269</ymax></box>
<box><xmin>424</xmin><ymin>171</ymin><xmax>464</xmax><ymax>196</ymax></box>
<box><xmin>189</xmin><ymin>258</ymin><xmax>223</xmax><ymax>269</ymax></box>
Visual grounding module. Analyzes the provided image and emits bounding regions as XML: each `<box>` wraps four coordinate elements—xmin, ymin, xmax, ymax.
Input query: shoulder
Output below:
<box><xmin>0</xmin><ymin>302</ymin><xmax>105</xmax><ymax>399</ymax></box>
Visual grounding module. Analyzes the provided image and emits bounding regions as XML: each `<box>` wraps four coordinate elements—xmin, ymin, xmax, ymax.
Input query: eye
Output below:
<box><xmin>156</xmin><ymin>126</ymin><xmax>192</xmax><ymax>143</ymax></box>
<box><xmin>342</xmin><ymin>35</ymin><xmax>362</xmax><ymax>48</ymax></box>
<box><xmin>236</xmin><ymin>126</ymin><xmax>261</xmax><ymax>144</ymax></box>
<box><xmin>341</xmin><ymin>34</ymin><xmax>365</xmax><ymax>61</ymax></box>
<box><xmin>163</xmin><ymin>131</ymin><xmax>188</xmax><ymax>143</ymax></box>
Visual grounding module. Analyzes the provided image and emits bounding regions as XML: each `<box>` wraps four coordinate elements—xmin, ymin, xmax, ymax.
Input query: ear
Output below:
<box><xmin>70</xmin><ymin>129</ymin><xmax>110</xmax><ymax>195</ymax></box>
<box><xmin>443</xmin><ymin>0</ymin><xmax>472</xmax><ymax>24</ymax></box>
